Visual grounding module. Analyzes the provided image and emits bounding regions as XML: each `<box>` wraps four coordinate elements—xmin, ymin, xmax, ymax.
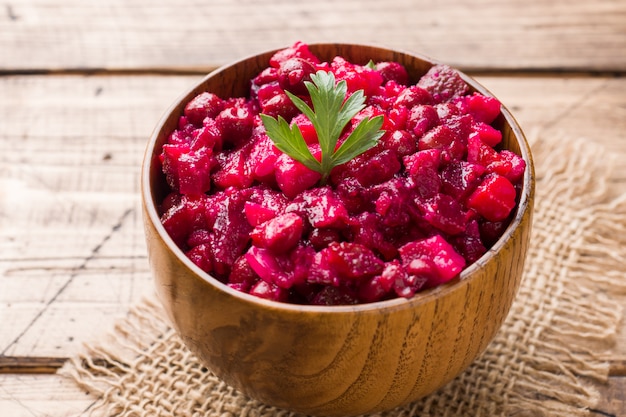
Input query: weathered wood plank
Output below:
<box><xmin>1</xmin><ymin>74</ymin><xmax>625</xmax><ymax>359</ymax></box>
<box><xmin>0</xmin><ymin>356</ymin><xmax>67</xmax><ymax>374</ymax></box>
<box><xmin>1</xmin><ymin>0</ymin><xmax>625</xmax><ymax>73</ymax></box>
<box><xmin>0</xmin><ymin>374</ymin><xmax>92</xmax><ymax>417</ymax></box>
<box><xmin>0</xmin><ymin>75</ymin><xmax>193</xmax><ymax>357</ymax></box>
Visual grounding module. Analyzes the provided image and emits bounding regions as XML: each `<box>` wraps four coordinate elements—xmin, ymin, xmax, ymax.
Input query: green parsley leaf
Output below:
<box><xmin>261</xmin><ymin>70</ymin><xmax>385</xmax><ymax>185</ymax></box>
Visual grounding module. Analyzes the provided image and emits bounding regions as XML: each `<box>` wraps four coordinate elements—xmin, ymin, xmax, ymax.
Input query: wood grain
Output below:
<box><xmin>0</xmin><ymin>374</ymin><xmax>93</xmax><ymax>417</ymax></box>
<box><xmin>0</xmin><ymin>356</ymin><xmax>67</xmax><ymax>374</ymax></box>
<box><xmin>1</xmin><ymin>0</ymin><xmax>625</xmax><ymax>73</ymax></box>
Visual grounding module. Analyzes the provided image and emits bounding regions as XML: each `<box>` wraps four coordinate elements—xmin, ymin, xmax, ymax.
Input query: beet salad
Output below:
<box><xmin>157</xmin><ymin>42</ymin><xmax>526</xmax><ymax>305</ymax></box>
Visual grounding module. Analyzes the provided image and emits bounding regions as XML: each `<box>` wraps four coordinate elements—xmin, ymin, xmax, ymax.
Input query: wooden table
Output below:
<box><xmin>1</xmin><ymin>1</ymin><xmax>625</xmax><ymax>415</ymax></box>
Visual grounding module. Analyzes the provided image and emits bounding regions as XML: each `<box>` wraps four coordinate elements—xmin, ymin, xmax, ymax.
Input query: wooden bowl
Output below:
<box><xmin>141</xmin><ymin>43</ymin><xmax>534</xmax><ymax>416</ymax></box>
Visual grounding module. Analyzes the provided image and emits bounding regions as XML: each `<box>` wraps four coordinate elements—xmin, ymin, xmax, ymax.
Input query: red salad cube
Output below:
<box><xmin>456</xmin><ymin>92</ymin><xmax>501</xmax><ymax>124</ymax></box>
<box><xmin>399</xmin><ymin>235</ymin><xmax>466</xmax><ymax>285</ymax></box>
<box><xmin>184</xmin><ymin>92</ymin><xmax>225</xmax><ymax>126</ymax></box>
<box><xmin>466</xmin><ymin>174</ymin><xmax>517</xmax><ymax>222</ymax></box>
<box><xmin>274</xmin><ymin>153</ymin><xmax>322</xmax><ymax>199</ymax></box>
<box><xmin>326</xmin><ymin>242</ymin><xmax>385</xmax><ymax>280</ymax></box>
<box><xmin>250</xmin><ymin>212</ymin><xmax>304</xmax><ymax>254</ymax></box>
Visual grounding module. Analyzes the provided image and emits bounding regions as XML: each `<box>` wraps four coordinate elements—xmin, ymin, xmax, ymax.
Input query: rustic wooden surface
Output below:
<box><xmin>1</xmin><ymin>0</ymin><xmax>625</xmax><ymax>415</ymax></box>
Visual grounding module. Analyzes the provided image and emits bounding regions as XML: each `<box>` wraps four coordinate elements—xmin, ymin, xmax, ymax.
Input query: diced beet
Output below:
<box><xmin>370</xmin><ymin>259</ymin><xmax>428</xmax><ymax>299</ymax></box>
<box><xmin>452</xmin><ymin>220</ymin><xmax>487</xmax><ymax>264</ymax></box>
<box><xmin>290</xmin><ymin>244</ymin><xmax>316</xmax><ymax>287</ymax></box>
<box><xmin>350</xmin><ymin>212</ymin><xmax>398</xmax><ymax>261</ymax></box>
<box><xmin>467</xmin><ymin>134</ymin><xmax>500</xmax><ymax>168</ymax></box>
<box><xmin>470</xmin><ymin>122</ymin><xmax>502</xmax><ymax>147</ymax></box>
<box><xmin>376</xmin><ymin>61</ymin><xmax>409</xmax><ymax>85</ymax></box>
<box><xmin>215</xmin><ymin>105</ymin><xmax>254</xmax><ymax>148</ymax></box>
<box><xmin>419</xmin><ymin>193</ymin><xmax>467</xmax><ymax>236</ymax></box>
<box><xmin>419</xmin><ymin>125</ymin><xmax>466</xmax><ymax>161</ymax></box>
<box><xmin>247</xmin><ymin>186</ymin><xmax>290</xmax><ymax>215</ymax></box>
<box><xmin>334</xmin><ymin>177</ymin><xmax>372</xmax><ymax>214</ymax></box>
<box><xmin>289</xmin><ymin>186</ymin><xmax>350</xmax><ymax>229</ymax></box>
<box><xmin>247</xmin><ymin>131</ymin><xmax>281</xmax><ymax>184</ymax></box>
<box><xmin>160</xmin><ymin>195</ymin><xmax>211</xmax><ymax>248</ymax></box>
<box><xmin>466</xmin><ymin>174</ymin><xmax>517</xmax><ymax>222</ymax></box>
<box><xmin>337</xmin><ymin>148</ymin><xmax>401</xmax><ymax>187</ymax></box>
<box><xmin>331</xmin><ymin>56</ymin><xmax>383</xmax><ymax>96</ymax></box>
<box><xmin>382</xmin><ymin>130</ymin><xmax>418</xmax><ymax>157</ymax></box>
<box><xmin>435</xmin><ymin>102</ymin><xmax>461</xmax><ymax>120</ymax></box>
<box><xmin>418</xmin><ymin>124</ymin><xmax>456</xmax><ymax>151</ymax></box>
<box><xmin>359</xmin><ymin>274</ymin><xmax>392</xmax><ymax>303</ymax></box>
<box><xmin>161</xmin><ymin>144</ymin><xmax>213</xmax><ymax>196</ymax></box>
<box><xmin>326</xmin><ymin>242</ymin><xmax>384</xmax><ymax>280</ymax></box>
<box><xmin>444</xmin><ymin>114</ymin><xmax>473</xmax><ymax>143</ymax></box>
<box><xmin>203</xmin><ymin>192</ymin><xmax>229</xmax><ymax>230</ymax></box>
<box><xmin>456</xmin><ymin>92</ymin><xmax>501</xmax><ymax>124</ymax></box>
<box><xmin>249</xmin><ymin>280</ymin><xmax>290</xmax><ymax>302</ymax></box>
<box><xmin>403</xmin><ymin>148</ymin><xmax>441</xmax><ymax>174</ymax></box>
<box><xmin>406</xmin><ymin>104</ymin><xmax>439</xmax><ymax>137</ymax></box>
<box><xmin>269</xmin><ymin>41</ymin><xmax>321</xmax><ymax>68</ymax></box>
<box><xmin>257</xmin><ymin>82</ymin><xmax>299</xmax><ymax>120</ymax></box>
<box><xmin>274</xmin><ymin>153</ymin><xmax>322</xmax><ymax>199</ymax></box>
<box><xmin>277</xmin><ymin>57</ymin><xmax>317</xmax><ymax>95</ymax></box>
<box><xmin>479</xmin><ymin>219</ymin><xmax>509</xmax><ymax>247</ymax></box>
<box><xmin>468</xmin><ymin>136</ymin><xmax>525</xmax><ymax>182</ymax></box>
<box><xmin>417</xmin><ymin>64</ymin><xmax>469</xmax><ymax>103</ymax></box>
<box><xmin>352</xmin><ymin>105</ymin><xmax>385</xmax><ymax>130</ymax></box>
<box><xmin>308</xmin><ymin>228</ymin><xmax>342</xmax><ymax>250</ymax></box>
<box><xmin>186</xmin><ymin>228</ymin><xmax>213</xmax><ymax>247</ymax></box>
<box><xmin>404</xmin><ymin>150</ymin><xmax>442</xmax><ymax>199</ymax></box>
<box><xmin>413</xmin><ymin>167</ymin><xmax>442</xmax><ymax>200</ymax></box>
<box><xmin>399</xmin><ymin>235</ymin><xmax>466</xmax><ymax>284</ymax></box>
<box><xmin>167</xmin><ymin>128</ymin><xmax>191</xmax><ymax>146</ymax></box>
<box><xmin>370</xmin><ymin>177</ymin><xmax>416</xmax><ymax>227</ymax></box>
<box><xmin>311</xmin><ymin>286</ymin><xmax>360</xmax><ymax>306</ymax></box>
<box><xmin>358</xmin><ymin>260</ymin><xmax>403</xmax><ymax>302</ymax></box>
<box><xmin>250</xmin><ymin>67</ymin><xmax>279</xmax><ymax>99</ymax></box>
<box><xmin>190</xmin><ymin>119</ymin><xmax>221</xmax><ymax>151</ymax></box>
<box><xmin>228</xmin><ymin>255</ymin><xmax>259</xmax><ymax>292</ymax></box>
<box><xmin>184</xmin><ymin>92</ymin><xmax>225</xmax><ymax>126</ymax></box>
<box><xmin>308</xmin><ymin>250</ymin><xmax>340</xmax><ymax>286</ymax></box>
<box><xmin>246</xmin><ymin>245</ymin><xmax>301</xmax><ymax>289</ymax></box>
<box><xmin>244</xmin><ymin>202</ymin><xmax>277</xmax><ymax>227</ymax></box>
<box><xmin>211</xmin><ymin>190</ymin><xmax>254</xmax><ymax>276</ymax></box>
<box><xmin>394</xmin><ymin>86</ymin><xmax>433</xmax><ymax>108</ymax></box>
<box><xmin>212</xmin><ymin>140</ymin><xmax>255</xmax><ymax>190</ymax></box>
<box><xmin>186</xmin><ymin>243</ymin><xmax>214</xmax><ymax>273</ymax></box>
<box><xmin>405</xmin><ymin>256</ymin><xmax>436</xmax><ymax>276</ymax></box>
<box><xmin>386</xmin><ymin>106</ymin><xmax>409</xmax><ymax>130</ymax></box>
<box><xmin>245</xmin><ymin>246</ymin><xmax>285</xmax><ymax>285</ymax></box>
<box><xmin>160</xmin><ymin>191</ymin><xmax>182</xmax><ymax>214</ymax></box>
<box><xmin>250</xmin><ymin>212</ymin><xmax>304</xmax><ymax>254</ymax></box>
<box><xmin>253</xmin><ymin>67</ymin><xmax>279</xmax><ymax>86</ymax></box>
<box><xmin>488</xmin><ymin>150</ymin><xmax>527</xmax><ymax>183</ymax></box>
<box><xmin>439</xmin><ymin>161</ymin><xmax>485</xmax><ymax>200</ymax></box>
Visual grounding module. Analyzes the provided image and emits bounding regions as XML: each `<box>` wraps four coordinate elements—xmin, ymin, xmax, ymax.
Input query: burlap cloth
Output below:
<box><xmin>61</xmin><ymin>133</ymin><xmax>626</xmax><ymax>417</ymax></box>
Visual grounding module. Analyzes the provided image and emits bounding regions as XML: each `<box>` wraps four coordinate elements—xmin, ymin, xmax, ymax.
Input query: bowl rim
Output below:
<box><xmin>141</xmin><ymin>42</ymin><xmax>535</xmax><ymax>315</ymax></box>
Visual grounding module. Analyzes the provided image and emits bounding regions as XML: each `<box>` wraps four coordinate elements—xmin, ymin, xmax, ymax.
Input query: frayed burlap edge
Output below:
<box><xmin>60</xmin><ymin>132</ymin><xmax>626</xmax><ymax>417</ymax></box>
